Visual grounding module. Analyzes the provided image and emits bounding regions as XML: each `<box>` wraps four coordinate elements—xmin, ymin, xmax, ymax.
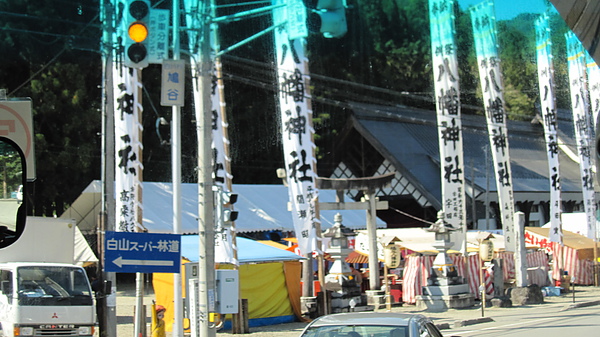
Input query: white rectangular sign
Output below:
<box><xmin>148</xmin><ymin>9</ymin><xmax>170</xmax><ymax>64</ymax></box>
<box><xmin>161</xmin><ymin>60</ymin><xmax>186</xmax><ymax>106</ymax></box>
<box><xmin>286</xmin><ymin>0</ymin><xmax>308</xmax><ymax>40</ymax></box>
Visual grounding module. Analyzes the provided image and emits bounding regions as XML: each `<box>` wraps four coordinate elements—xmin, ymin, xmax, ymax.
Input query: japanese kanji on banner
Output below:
<box><xmin>566</xmin><ymin>31</ymin><xmax>597</xmax><ymax>240</ymax></box>
<box><xmin>210</xmin><ymin>59</ymin><xmax>236</xmax><ymax>264</ymax></box>
<box><xmin>535</xmin><ymin>14</ymin><xmax>562</xmax><ymax>244</ymax></box>
<box><xmin>429</xmin><ymin>0</ymin><xmax>466</xmax><ymax>254</ymax></box>
<box><xmin>273</xmin><ymin>0</ymin><xmax>320</xmax><ymax>257</ymax></box>
<box><xmin>470</xmin><ymin>0</ymin><xmax>515</xmax><ymax>251</ymax></box>
<box><xmin>587</xmin><ymin>54</ymin><xmax>600</xmax><ymax>129</ymax></box>
<box><xmin>184</xmin><ymin>0</ymin><xmax>237</xmax><ymax>264</ymax></box>
<box><xmin>113</xmin><ymin>65</ymin><xmax>144</xmax><ymax>233</ymax></box>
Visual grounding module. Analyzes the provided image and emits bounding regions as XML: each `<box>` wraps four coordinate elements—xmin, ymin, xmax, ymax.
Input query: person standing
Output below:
<box><xmin>152</xmin><ymin>304</ymin><xmax>166</xmax><ymax>337</ymax></box>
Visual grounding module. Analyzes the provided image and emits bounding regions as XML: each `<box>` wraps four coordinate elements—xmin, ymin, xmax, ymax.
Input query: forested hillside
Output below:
<box><xmin>0</xmin><ymin>0</ymin><xmax>569</xmax><ymax>216</ymax></box>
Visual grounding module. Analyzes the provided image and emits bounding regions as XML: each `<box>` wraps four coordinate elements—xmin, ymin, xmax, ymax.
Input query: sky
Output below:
<box><xmin>458</xmin><ymin>0</ymin><xmax>558</xmax><ymax>20</ymax></box>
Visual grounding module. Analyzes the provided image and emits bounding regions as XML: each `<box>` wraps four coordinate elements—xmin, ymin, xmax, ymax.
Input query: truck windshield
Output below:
<box><xmin>17</xmin><ymin>266</ymin><xmax>93</xmax><ymax>306</ymax></box>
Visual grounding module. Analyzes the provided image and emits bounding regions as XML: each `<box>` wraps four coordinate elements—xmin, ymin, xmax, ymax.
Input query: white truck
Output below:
<box><xmin>0</xmin><ymin>217</ymin><xmax>96</xmax><ymax>337</ymax></box>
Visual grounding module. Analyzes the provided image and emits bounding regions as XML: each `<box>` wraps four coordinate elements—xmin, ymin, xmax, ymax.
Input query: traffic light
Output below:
<box><xmin>304</xmin><ymin>0</ymin><xmax>347</xmax><ymax>38</ymax></box>
<box><xmin>123</xmin><ymin>0</ymin><xmax>151</xmax><ymax>68</ymax></box>
<box><xmin>221</xmin><ymin>191</ymin><xmax>239</xmax><ymax>226</ymax></box>
<box><xmin>214</xmin><ymin>187</ymin><xmax>238</xmax><ymax>228</ymax></box>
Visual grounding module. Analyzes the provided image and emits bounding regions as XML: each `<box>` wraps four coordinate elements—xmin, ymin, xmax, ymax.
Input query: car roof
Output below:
<box><xmin>307</xmin><ymin>312</ymin><xmax>427</xmax><ymax>327</ymax></box>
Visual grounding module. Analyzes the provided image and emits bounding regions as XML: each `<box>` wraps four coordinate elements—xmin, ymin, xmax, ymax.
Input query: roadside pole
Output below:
<box><xmin>100</xmin><ymin>0</ymin><xmax>117</xmax><ymax>335</ymax></box>
<box><xmin>197</xmin><ymin>1</ymin><xmax>216</xmax><ymax>336</ymax></box>
<box><xmin>171</xmin><ymin>0</ymin><xmax>183</xmax><ymax>335</ymax></box>
<box><xmin>134</xmin><ymin>69</ymin><xmax>145</xmax><ymax>337</ymax></box>
<box><xmin>366</xmin><ymin>189</ymin><xmax>380</xmax><ymax>291</ymax></box>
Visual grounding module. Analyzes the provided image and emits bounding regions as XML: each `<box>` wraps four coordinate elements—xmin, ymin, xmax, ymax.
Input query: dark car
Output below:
<box><xmin>299</xmin><ymin>312</ymin><xmax>447</xmax><ymax>337</ymax></box>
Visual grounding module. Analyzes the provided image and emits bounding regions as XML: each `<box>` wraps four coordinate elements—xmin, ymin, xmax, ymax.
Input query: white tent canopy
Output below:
<box><xmin>62</xmin><ymin>181</ymin><xmax>385</xmax><ymax>235</ymax></box>
<box><xmin>355</xmin><ymin>228</ymin><xmax>539</xmax><ymax>256</ymax></box>
<box><xmin>542</xmin><ymin>212</ymin><xmax>600</xmax><ymax>238</ymax></box>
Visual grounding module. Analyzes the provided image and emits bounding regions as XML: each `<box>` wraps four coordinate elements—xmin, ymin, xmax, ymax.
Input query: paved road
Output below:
<box><xmin>114</xmin><ymin>284</ymin><xmax>600</xmax><ymax>337</ymax></box>
<box><xmin>448</xmin><ymin>305</ymin><xmax>600</xmax><ymax>336</ymax></box>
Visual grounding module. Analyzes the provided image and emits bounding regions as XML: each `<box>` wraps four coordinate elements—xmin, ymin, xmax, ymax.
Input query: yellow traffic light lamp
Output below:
<box><xmin>123</xmin><ymin>0</ymin><xmax>151</xmax><ymax>68</ymax></box>
<box><xmin>128</xmin><ymin>22</ymin><xmax>148</xmax><ymax>43</ymax></box>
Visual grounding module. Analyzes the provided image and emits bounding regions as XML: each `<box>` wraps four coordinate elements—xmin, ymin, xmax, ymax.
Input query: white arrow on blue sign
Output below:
<box><xmin>104</xmin><ymin>231</ymin><xmax>181</xmax><ymax>273</ymax></box>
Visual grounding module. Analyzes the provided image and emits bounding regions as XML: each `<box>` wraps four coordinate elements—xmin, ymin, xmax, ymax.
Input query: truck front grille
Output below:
<box><xmin>35</xmin><ymin>328</ymin><xmax>78</xmax><ymax>336</ymax></box>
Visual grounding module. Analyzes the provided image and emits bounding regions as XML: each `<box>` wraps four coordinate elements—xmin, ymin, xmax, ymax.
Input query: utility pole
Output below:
<box><xmin>100</xmin><ymin>0</ymin><xmax>117</xmax><ymax>335</ymax></box>
<box><xmin>197</xmin><ymin>1</ymin><xmax>216</xmax><ymax>337</ymax></box>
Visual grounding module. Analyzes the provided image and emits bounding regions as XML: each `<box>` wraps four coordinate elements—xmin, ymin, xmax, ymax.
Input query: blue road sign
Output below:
<box><xmin>104</xmin><ymin>231</ymin><xmax>181</xmax><ymax>273</ymax></box>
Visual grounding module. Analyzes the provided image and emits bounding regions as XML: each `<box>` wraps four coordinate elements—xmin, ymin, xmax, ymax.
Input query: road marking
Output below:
<box><xmin>112</xmin><ymin>256</ymin><xmax>174</xmax><ymax>268</ymax></box>
<box><xmin>451</xmin><ymin>316</ymin><xmax>556</xmax><ymax>335</ymax></box>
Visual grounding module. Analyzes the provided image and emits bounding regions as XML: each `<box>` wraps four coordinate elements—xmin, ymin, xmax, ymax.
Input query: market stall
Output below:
<box><xmin>525</xmin><ymin>227</ymin><xmax>596</xmax><ymax>285</ymax></box>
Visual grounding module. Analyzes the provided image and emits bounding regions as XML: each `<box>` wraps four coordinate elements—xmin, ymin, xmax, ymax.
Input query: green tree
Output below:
<box><xmin>0</xmin><ymin>142</ymin><xmax>23</xmax><ymax>197</ymax></box>
<box><xmin>0</xmin><ymin>0</ymin><xmax>101</xmax><ymax>216</ymax></box>
<box><xmin>29</xmin><ymin>63</ymin><xmax>101</xmax><ymax>216</ymax></box>
<box><xmin>497</xmin><ymin>14</ymin><xmax>537</xmax><ymax>121</ymax></box>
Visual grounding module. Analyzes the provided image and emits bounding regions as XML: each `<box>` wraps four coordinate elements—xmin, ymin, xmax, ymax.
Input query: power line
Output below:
<box><xmin>7</xmin><ymin>9</ymin><xmax>101</xmax><ymax>96</ymax></box>
<box><xmin>0</xmin><ymin>10</ymin><xmax>101</xmax><ymax>29</ymax></box>
<box><xmin>0</xmin><ymin>27</ymin><xmax>97</xmax><ymax>43</ymax></box>
<box><xmin>390</xmin><ymin>206</ymin><xmax>434</xmax><ymax>226</ymax></box>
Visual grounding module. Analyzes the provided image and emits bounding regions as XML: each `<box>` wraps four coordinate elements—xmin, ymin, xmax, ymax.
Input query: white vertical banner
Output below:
<box><xmin>470</xmin><ymin>0</ymin><xmax>516</xmax><ymax>251</ymax></box>
<box><xmin>566</xmin><ymin>31</ymin><xmax>597</xmax><ymax>240</ymax></box>
<box><xmin>184</xmin><ymin>0</ymin><xmax>236</xmax><ymax>264</ymax></box>
<box><xmin>273</xmin><ymin>0</ymin><xmax>319</xmax><ymax>257</ymax></box>
<box><xmin>429</xmin><ymin>0</ymin><xmax>467</xmax><ymax>255</ymax></box>
<box><xmin>535</xmin><ymin>14</ymin><xmax>562</xmax><ymax>244</ymax></box>
<box><xmin>586</xmin><ymin>53</ymin><xmax>600</xmax><ymax>129</ymax></box>
<box><xmin>210</xmin><ymin>48</ymin><xmax>236</xmax><ymax>265</ymax></box>
<box><xmin>113</xmin><ymin>65</ymin><xmax>144</xmax><ymax>232</ymax></box>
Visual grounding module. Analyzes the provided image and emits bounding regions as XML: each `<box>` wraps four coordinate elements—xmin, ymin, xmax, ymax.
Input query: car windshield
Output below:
<box><xmin>303</xmin><ymin>326</ymin><xmax>409</xmax><ymax>337</ymax></box>
<box><xmin>17</xmin><ymin>266</ymin><xmax>93</xmax><ymax>306</ymax></box>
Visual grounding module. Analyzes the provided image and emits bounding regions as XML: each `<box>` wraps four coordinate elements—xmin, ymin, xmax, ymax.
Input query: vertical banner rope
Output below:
<box><xmin>428</xmin><ymin>0</ymin><xmax>467</xmax><ymax>255</ymax></box>
<box><xmin>470</xmin><ymin>0</ymin><xmax>516</xmax><ymax>251</ymax></box>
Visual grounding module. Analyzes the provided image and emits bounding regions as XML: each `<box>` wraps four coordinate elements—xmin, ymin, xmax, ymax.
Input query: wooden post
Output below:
<box><xmin>384</xmin><ymin>265</ymin><xmax>391</xmax><ymax>311</ymax></box>
<box><xmin>479</xmin><ymin>257</ymin><xmax>485</xmax><ymax>317</ymax></box>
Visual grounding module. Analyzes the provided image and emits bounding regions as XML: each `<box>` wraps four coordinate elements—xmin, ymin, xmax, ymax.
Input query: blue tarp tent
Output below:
<box><xmin>180</xmin><ymin>236</ymin><xmax>303</xmax><ymax>263</ymax></box>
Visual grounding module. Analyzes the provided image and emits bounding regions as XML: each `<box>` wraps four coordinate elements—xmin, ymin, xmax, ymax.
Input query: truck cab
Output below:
<box><xmin>0</xmin><ymin>262</ymin><xmax>96</xmax><ymax>337</ymax></box>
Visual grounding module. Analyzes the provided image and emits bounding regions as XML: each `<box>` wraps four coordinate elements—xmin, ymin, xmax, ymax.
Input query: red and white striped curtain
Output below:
<box><xmin>402</xmin><ymin>255</ymin><xmax>431</xmax><ymax>304</ymax></box>
<box><xmin>402</xmin><ymin>251</ymin><xmax>556</xmax><ymax>303</ymax></box>
<box><xmin>466</xmin><ymin>254</ymin><xmax>493</xmax><ymax>299</ymax></box>
<box><xmin>551</xmin><ymin>243</ymin><xmax>594</xmax><ymax>285</ymax></box>
<box><xmin>498</xmin><ymin>251</ymin><xmax>550</xmax><ymax>287</ymax></box>
<box><xmin>402</xmin><ymin>254</ymin><xmax>466</xmax><ymax>304</ymax></box>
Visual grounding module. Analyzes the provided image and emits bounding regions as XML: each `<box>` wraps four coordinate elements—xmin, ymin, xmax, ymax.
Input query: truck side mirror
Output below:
<box><xmin>0</xmin><ymin>138</ymin><xmax>26</xmax><ymax>248</ymax></box>
<box><xmin>1</xmin><ymin>280</ymin><xmax>12</xmax><ymax>295</ymax></box>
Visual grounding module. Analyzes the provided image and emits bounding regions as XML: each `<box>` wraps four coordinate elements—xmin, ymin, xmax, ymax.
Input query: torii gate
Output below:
<box><xmin>317</xmin><ymin>172</ymin><xmax>395</xmax><ymax>304</ymax></box>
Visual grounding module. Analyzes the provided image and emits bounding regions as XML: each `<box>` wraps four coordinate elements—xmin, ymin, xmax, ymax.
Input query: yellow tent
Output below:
<box><xmin>152</xmin><ymin>237</ymin><xmax>305</xmax><ymax>331</ymax></box>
